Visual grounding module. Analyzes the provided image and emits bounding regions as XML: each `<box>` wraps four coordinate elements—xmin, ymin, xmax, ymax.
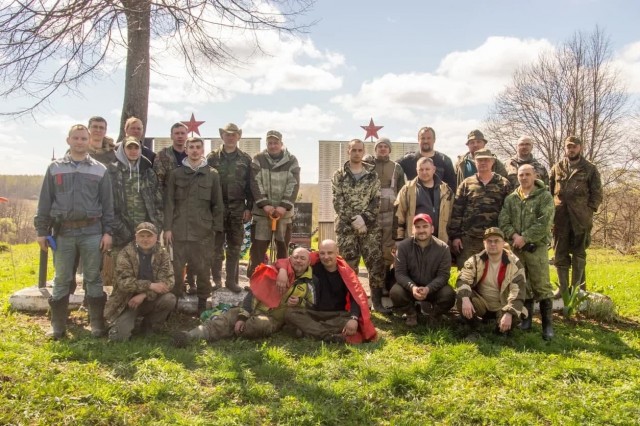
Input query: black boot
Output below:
<box><xmin>370</xmin><ymin>287</ymin><xmax>392</xmax><ymax>315</ymax></box>
<box><xmin>540</xmin><ymin>298</ymin><xmax>554</xmax><ymax>340</ymax></box>
<box><xmin>554</xmin><ymin>267</ymin><xmax>569</xmax><ymax>299</ymax></box>
<box><xmin>46</xmin><ymin>295</ymin><xmax>70</xmax><ymax>340</ymax></box>
<box><xmin>86</xmin><ymin>292</ymin><xmax>107</xmax><ymax>337</ymax></box>
<box><xmin>172</xmin><ymin>326</ymin><xmax>207</xmax><ymax>348</ymax></box>
<box><xmin>520</xmin><ymin>299</ymin><xmax>534</xmax><ymax>331</ymax></box>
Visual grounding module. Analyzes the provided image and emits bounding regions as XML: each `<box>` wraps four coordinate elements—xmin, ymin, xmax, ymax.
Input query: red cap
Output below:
<box><xmin>413</xmin><ymin>213</ymin><xmax>433</xmax><ymax>225</ymax></box>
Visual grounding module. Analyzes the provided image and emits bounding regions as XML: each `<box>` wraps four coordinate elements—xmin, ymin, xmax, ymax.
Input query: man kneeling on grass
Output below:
<box><xmin>105</xmin><ymin>222</ymin><xmax>176</xmax><ymax>341</ymax></box>
<box><xmin>284</xmin><ymin>239</ymin><xmax>377</xmax><ymax>344</ymax></box>
<box><xmin>172</xmin><ymin>248</ymin><xmax>313</xmax><ymax>347</ymax></box>
<box><xmin>456</xmin><ymin>227</ymin><xmax>527</xmax><ymax>335</ymax></box>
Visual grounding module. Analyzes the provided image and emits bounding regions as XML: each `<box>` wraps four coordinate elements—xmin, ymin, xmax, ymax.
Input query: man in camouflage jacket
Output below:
<box><xmin>207</xmin><ymin>123</ymin><xmax>253</xmax><ymax>292</ymax></box>
<box><xmin>549</xmin><ymin>136</ymin><xmax>602</xmax><ymax>295</ymax></box>
<box><xmin>153</xmin><ymin>122</ymin><xmax>189</xmax><ymax>195</ymax></box>
<box><xmin>499</xmin><ymin>164</ymin><xmax>555</xmax><ymax>339</ymax></box>
<box><xmin>448</xmin><ymin>148</ymin><xmax>511</xmax><ymax>268</ymax></box>
<box><xmin>247</xmin><ymin>130</ymin><xmax>300</xmax><ymax>278</ymax></box>
<box><xmin>332</xmin><ymin>139</ymin><xmax>387</xmax><ymax>313</ymax></box>
<box><xmin>505</xmin><ymin>136</ymin><xmax>549</xmax><ymax>189</ymax></box>
<box><xmin>105</xmin><ymin>223</ymin><xmax>176</xmax><ymax>341</ymax></box>
<box><xmin>455</xmin><ymin>129</ymin><xmax>508</xmax><ymax>188</ymax></box>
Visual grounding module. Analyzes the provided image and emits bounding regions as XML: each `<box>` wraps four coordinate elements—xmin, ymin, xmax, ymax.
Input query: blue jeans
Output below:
<box><xmin>52</xmin><ymin>234</ymin><xmax>103</xmax><ymax>300</ymax></box>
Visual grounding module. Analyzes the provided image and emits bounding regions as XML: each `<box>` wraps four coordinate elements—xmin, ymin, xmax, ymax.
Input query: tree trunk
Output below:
<box><xmin>118</xmin><ymin>0</ymin><xmax>151</xmax><ymax>142</ymax></box>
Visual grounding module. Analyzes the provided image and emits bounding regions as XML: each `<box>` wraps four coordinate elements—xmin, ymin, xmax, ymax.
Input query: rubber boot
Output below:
<box><xmin>520</xmin><ymin>299</ymin><xmax>534</xmax><ymax>331</ymax></box>
<box><xmin>371</xmin><ymin>287</ymin><xmax>392</xmax><ymax>315</ymax></box>
<box><xmin>539</xmin><ymin>298</ymin><xmax>554</xmax><ymax>340</ymax></box>
<box><xmin>172</xmin><ymin>325</ymin><xmax>207</xmax><ymax>348</ymax></box>
<box><xmin>571</xmin><ymin>257</ymin><xmax>587</xmax><ymax>293</ymax></box>
<box><xmin>46</xmin><ymin>295</ymin><xmax>69</xmax><ymax>340</ymax></box>
<box><xmin>554</xmin><ymin>267</ymin><xmax>569</xmax><ymax>299</ymax></box>
<box><xmin>86</xmin><ymin>292</ymin><xmax>107</xmax><ymax>337</ymax></box>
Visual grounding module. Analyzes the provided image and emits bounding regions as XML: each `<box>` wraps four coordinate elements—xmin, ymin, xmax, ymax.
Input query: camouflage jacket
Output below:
<box><xmin>104</xmin><ymin>241</ymin><xmax>174</xmax><ymax>323</ymax></box>
<box><xmin>549</xmin><ymin>156</ymin><xmax>602</xmax><ymax>234</ymax></box>
<box><xmin>373</xmin><ymin>157</ymin><xmax>405</xmax><ymax>214</ymax></box>
<box><xmin>499</xmin><ymin>180</ymin><xmax>554</xmax><ymax>245</ymax></box>
<box><xmin>89</xmin><ymin>137</ymin><xmax>116</xmax><ymax>165</ymax></box>
<box><xmin>108</xmin><ymin>148</ymin><xmax>163</xmax><ymax>248</ymax></box>
<box><xmin>164</xmin><ymin>159</ymin><xmax>223</xmax><ymax>241</ymax></box>
<box><xmin>455</xmin><ymin>152</ymin><xmax>508</xmax><ymax>189</ymax></box>
<box><xmin>505</xmin><ymin>155</ymin><xmax>549</xmax><ymax>189</ymax></box>
<box><xmin>448</xmin><ymin>173</ymin><xmax>511</xmax><ymax>240</ymax></box>
<box><xmin>153</xmin><ymin>146</ymin><xmax>182</xmax><ymax>195</ymax></box>
<box><xmin>250</xmin><ymin>149</ymin><xmax>300</xmax><ymax>219</ymax></box>
<box><xmin>332</xmin><ymin>161</ymin><xmax>381</xmax><ymax>234</ymax></box>
<box><xmin>456</xmin><ymin>249</ymin><xmax>526</xmax><ymax>317</ymax></box>
<box><xmin>207</xmin><ymin>147</ymin><xmax>253</xmax><ymax>213</ymax></box>
<box><xmin>393</xmin><ymin>174</ymin><xmax>454</xmax><ymax>242</ymax></box>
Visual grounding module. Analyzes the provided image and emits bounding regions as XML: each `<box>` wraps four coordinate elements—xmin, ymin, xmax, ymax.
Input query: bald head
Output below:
<box><xmin>318</xmin><ymin>239</ymin><xmax>339</xmax><ymax>272</ymax></box>
<box><xmin>290</xmin><ymin>247</ymin><xmax>311</xmax><ymax>276</ymax></box>
<box><xmin>517</xmin><ymin>164</ymin><xmax>536</xmax><ymax>190</ymax></box>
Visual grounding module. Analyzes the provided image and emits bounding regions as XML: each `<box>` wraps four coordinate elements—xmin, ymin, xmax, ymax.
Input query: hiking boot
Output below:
<box><xmin>172</xmin><ymin>326</ymin><xmax>207</xmax><ymax>348</ymax></box>
<box><xmin>405</xmin><ymin>314</ymin><xmax>418</xmax><ymax>327</ymax></box>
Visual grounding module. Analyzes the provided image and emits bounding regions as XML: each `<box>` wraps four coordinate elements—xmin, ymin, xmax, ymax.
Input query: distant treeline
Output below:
<box><xmin>0</xmin><ymin>175</ymin><xmax>44</xmax><ymax>200</ymax></box>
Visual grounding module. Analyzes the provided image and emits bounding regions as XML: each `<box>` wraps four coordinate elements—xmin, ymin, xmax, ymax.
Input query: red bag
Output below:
<box><xmin>249</xmin><ymin>263</ymin><xmax>281</xmax><ymax>309</ymax></box>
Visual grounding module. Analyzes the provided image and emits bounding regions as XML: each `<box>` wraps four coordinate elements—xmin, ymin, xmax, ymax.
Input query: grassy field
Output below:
<box><xmin>1</xmin><ymin>244</ymin><xmax>639</xmax><ymax>425</ymax></box>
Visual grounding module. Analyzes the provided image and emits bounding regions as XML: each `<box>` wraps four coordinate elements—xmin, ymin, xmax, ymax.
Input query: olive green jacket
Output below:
<box><xmin>499</xmin><ymin>180</ymin><xmax>554</xmax><ymax>245</ymax></box>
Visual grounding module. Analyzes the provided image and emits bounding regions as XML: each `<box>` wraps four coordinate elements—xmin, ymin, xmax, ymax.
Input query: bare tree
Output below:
<box><xmin>485</xmin><ymin>28</ymin><xmax>631</xmax><ymax>171</ymax></box>
<box><xmin>0</xmin><ymin>0</ymin><xmax>314</xmax><ymax>140</ymax></box>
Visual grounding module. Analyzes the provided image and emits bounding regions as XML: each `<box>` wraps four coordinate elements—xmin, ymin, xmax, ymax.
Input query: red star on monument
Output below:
<box><xmin>361</xmin><ymin>118</ymin><xmax>383</xmax><ymax>141</ymax></box>
<box><xmin>181</xmin><ymin>113</ymin><xmax>205</xmax><ymax>136</ymax></box>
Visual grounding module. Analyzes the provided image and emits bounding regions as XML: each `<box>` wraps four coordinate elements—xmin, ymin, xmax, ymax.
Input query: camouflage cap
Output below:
<box><xmin>474</xmin><ymin>148</ymin><xmax>495</xmax><ymax>160</ymax></box>
<box><xmin>266</xmin><ymin>130</ymin><xmax>282</xmax><ymax>141</ymax></box>
<box><xmin>564</xmin><ymin>135</ymin><xmax>582</xmax><ymax>145</ymax></box>
<box><xmin>124</xmin><ymin>136</ymin><xmax>140</xmax><ymax>147</ymax></box>
<box><xmin>483</xmin><ymin>227</ymin><xmax>504</xmax><ymax>240</ymax></box>
<box><xmin>413</xmin><ymin>213</ymin><xmax>433</xmax><ymax>225</ymax></box>
<box><xmin>467</xmin><ymin>129</ymin><xmax>487</xmax><ymax>144</ymax></box>
<box><xmin>135</xmin><ymin>222</ymin><xmax>158</xmax><ymax>235</ymax></box>
<box><xmin>219</xmin><ymin>123</ymin><xmax>242</xmax><ymax>138</ymax></box>
<box><xmin>374</xmin><ymin>137</ymin><xmax>392</xmax><ymax>152</ymax></box>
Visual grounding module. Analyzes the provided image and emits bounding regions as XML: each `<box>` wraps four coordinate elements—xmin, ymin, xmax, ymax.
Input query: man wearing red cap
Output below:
<box><xmin>391</xmin><ymin>213</ymin><xmax>456</xmax><ymax>327</ymax></box>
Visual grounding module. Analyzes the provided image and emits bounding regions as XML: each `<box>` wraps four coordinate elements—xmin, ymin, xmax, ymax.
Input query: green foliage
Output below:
<box><xmin>583</xmin><ymin>296</ymin><xmax>618</xmax><ymax>323</ymax></box>
<box><xmin>562</xmin><ymin>286</ymin><xmax>590</xmax><ymax>318</ymax></box>
<box><xmin>1</xmin><ymin>245</ymin><xmax>640</xmax><ymax>424</ymax></box>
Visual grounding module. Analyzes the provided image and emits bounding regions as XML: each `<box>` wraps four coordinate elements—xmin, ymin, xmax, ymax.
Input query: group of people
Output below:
<box><xmin>34</xmin><ymin>117</ymin><xmax>602</xmax><ymax>345</ymax></box>
<box><xmin>332</xmin><ymin>128</ymin><xmax>601</xmax><ymax>341</ymax></box>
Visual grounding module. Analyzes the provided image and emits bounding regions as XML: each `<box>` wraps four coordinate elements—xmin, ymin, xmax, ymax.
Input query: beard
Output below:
<box><xmin>420</xmin><ymin>145</ymin><xmax>433</xmax><ymax>153</ymax></box>
<box><xmin>568</xmin><ymin>153</ymin><xmax>581</xmax><ymax>161</ymax></box>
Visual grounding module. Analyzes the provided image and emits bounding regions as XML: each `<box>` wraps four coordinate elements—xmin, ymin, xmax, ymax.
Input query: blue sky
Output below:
<box><xmin>1</xmin><ymin>0</ymin><xmax>639</xmax><ymax>181</ymax></box>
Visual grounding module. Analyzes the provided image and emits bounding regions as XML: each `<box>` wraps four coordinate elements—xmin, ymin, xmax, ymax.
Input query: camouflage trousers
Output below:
<box><xmin>455</xmin><ymin>292</ymin><xmax>522</xmax><ymax>327</ymax></box>
<box><xmin>377</xmin><ymin>210</ymin><xmax>395</xmax><ymax>268</ymax></box>
<box><xmin>389</xmin><ymin>283</ymin><xmax>456</xmax><ymax>316</ymax></box>
<box><xmin>284</xmin><ymin>307</ymin><xmax>351</xmax><ymax>341</ymax></box>
<box><xmin>108</xmin><ymin>293</ymin><xmax>176</xmax><ymax>342</ymax></box>
<box><xmin>212</xmin><ymin>210</ymin><xmax>245</xmax><ymax>286</ymax></box>
<box><xmin>336</xmin><ymin>227</ymin><xmax>385</xmax><ymax>289</ymax></box>
<box><xmin>172</xmin><ymin>239</ymin><xmax>212</xmax><ymax>299</ymax></box>
<box><xmin>456</xmin><ymin>235</ymin><xmax>485</xmax><ymax>269</ymax></box>
<box><xmin>202</xmin><ymin>307</ymin><xmax>280</xmax><ymax>341</ymax></box>
<box><xmin>513</xmin><ymin>246</ymin><xmax>554</xmax><ymax>300</ymax></box>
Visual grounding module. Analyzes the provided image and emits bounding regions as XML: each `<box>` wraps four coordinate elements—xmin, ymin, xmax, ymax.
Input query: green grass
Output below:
<box><xmin>2</xmin><ymin>244</ymin><xmax>640</xmax><ymax>425</ymax></box>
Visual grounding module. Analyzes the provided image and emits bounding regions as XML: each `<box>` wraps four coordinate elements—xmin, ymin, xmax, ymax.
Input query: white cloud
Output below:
<box><xmin>332</xmin><ymin>36</ymin><xmax>553</xmax><ymax>120</ymax></box>
<box><xmin>242</xmin><ymin>104</ymin><xmax>340</xmax><ymax>136</ymax></box>
<box><xmin>614</xmin><ymin>41</ymin><xmax>640</xmax><ymax>93</ymax></box>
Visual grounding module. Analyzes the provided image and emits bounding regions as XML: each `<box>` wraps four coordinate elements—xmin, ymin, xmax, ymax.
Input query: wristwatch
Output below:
<box><xmin>350</xmin><ymin>315</ymin><xmax>359</xmax><ymax>321</ymax></box>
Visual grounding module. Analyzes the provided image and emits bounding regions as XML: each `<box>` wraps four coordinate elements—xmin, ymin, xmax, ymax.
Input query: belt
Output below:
<box><xmin>60</xmin><ymin>218</ymin><xmax>98</xmax><ymax>230</ymax></box>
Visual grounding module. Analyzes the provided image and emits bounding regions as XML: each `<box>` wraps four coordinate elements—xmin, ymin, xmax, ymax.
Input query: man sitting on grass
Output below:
<box><xmin>105</xmin><ymin>222</ymin><xmax>176</xmax><ymax>341</ymax></box>
<box><xmin>456</xmin><ymin>227</ymin><xmax>527</xmax><ymax>335</ymax></box>
<box><xmin>284</xmin><ymin>239</ymin><xmax>377</xmax><ymax>344</ymax></box>
<box><xmin>172</xmin><ymin>248</ymin><xmax>313</xmax><ymax>347</ymax></box>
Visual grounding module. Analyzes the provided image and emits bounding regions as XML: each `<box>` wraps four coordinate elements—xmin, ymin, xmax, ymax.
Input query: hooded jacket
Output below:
<box><xmin>108</xmin><ymin>146</ymin><xmax>163</xmax><ymax>247</ymax></box>
<box><xmin>499</xmin><ymin>179</ymin><xmax>554</xmax><ymax>245</ymax></box>
<box><xmin>250</xmin><ymin>148</ymin><xmax>300</xmax><ymax>219</ymax></box>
